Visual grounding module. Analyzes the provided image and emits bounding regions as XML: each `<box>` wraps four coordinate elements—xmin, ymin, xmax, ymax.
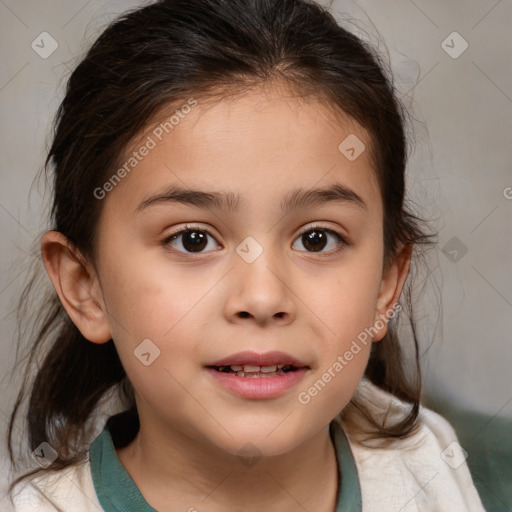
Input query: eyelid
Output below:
<box><xmin>296</xmin><ymin>222</ymin><xmax>350</xmax><ymax>245</ymax></box>
<box><xmin>163</xmin><ymin>223</ymin><xmax>220</xmax><ymax>246</ymax></box>
<box><xmin>165</xmin><ymin>223</ymin><xmax>216</xmax><ymax>238</ymax></box>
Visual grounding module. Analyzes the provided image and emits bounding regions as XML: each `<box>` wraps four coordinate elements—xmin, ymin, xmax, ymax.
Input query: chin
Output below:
<box><xmin>203</xmin><ymin>419</ymin><xmax>312</xmax><ymax>460</ymax></box>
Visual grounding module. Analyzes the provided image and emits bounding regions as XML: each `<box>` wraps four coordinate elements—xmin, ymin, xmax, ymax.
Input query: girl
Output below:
<box><xmin>7</xmin><ymin>0</ymin><xmax>485</xmax><ymax>510</ymax></box>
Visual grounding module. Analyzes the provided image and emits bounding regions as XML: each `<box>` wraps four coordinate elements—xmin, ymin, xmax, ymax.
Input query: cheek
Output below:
<box><xmin>100</xmin><ymin>258</ymin><xmax>207</xmax><ymax>418</ymax></box>
<box><xmin>294</xmin><ymin>243</ymin><xmax>383</xmax><ymax>416</ymax></box>
<box><xmin>98</xmin><ymin>244</ymin><xmax>222</xmax><ymax>390</ymax></box>
<box><xmin>303</xmin><ymin>258</ymin><xmax>383</xmax><ymax>346</ymax></box>
<box><xmin>295</xmin><ymin>339</ymin><xmax>371</xmax><ymax>431</ymax></box>
<box><xmin>100</xmin><ymin>244</ymin><xmax>205</xmax><ymax>336</ymax></box>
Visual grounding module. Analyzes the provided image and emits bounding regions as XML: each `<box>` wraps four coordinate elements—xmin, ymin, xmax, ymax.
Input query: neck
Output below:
<box><xmin>116</xmin><ymin>418</ymin><xmax>339</xmax><ymax>512</ymax></box>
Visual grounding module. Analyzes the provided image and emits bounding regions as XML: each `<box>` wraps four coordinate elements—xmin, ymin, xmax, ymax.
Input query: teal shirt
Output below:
<box><xmin>89</xmin><ymin>420</ymin><xmax>362</xmax><ymax>511</ymax></box>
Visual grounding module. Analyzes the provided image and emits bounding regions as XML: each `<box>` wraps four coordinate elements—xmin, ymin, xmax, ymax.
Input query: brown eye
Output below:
<box><xmin>301</xmin><ymin>230</ymin><xmax>327</xmax><ymax>252</ymax></box>
<box><xmin>292</xmin><ymin>227</ymin><xmax>348</xmax><ymax>254</ymax></box>
<box><xmin>164</xmin><ymin>227</ymin><xmax>219</xmax><ymax>253</ymax></box>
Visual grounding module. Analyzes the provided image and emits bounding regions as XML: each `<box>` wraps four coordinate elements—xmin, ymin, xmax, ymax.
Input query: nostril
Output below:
<box><xmin>239</xmin><ymin>311</ymin><xmax>250</xmax><ymax>318</ymax></box>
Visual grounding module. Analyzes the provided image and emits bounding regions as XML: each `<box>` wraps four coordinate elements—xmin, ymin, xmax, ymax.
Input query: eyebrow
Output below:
<box><xmin>136</xmin><ymin>182</ymin><xmax>367</xmax><ymax>213</ymax></box>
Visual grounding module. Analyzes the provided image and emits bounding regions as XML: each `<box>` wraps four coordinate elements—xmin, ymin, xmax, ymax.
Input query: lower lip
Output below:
<box><xmin>205</xmin><ymin>367</ymin><xmax>309</xmax><ymax>399</ymax></box>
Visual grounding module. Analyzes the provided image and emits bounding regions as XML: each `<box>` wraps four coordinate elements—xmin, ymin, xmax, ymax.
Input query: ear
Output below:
<box><xmin>41</xmin><ymin>230</ymin><xmax>112</xmax><ymax>344</ymax></box>
<box><xmin>371</xmin><ymin>243</ymin><xmax>412</xmax><ymax>342</ymax></box>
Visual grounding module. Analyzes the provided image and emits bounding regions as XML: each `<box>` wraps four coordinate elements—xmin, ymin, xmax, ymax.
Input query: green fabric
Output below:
<box><xmin>89</xmin><ymin>424</ymin><xmax>157</xmax><ymax>511</ymax></box>
<box><xmin>331</xmin><ymin>420</ymin><xmax>363</xmax><ymax>510</ymax></box>
<box><xmin>89</xmin><ymin>419</ymin><xmax>361</xmax><ymax>512</ymax></box>
<box><xmin>424</xmin><ymin>398</ymin><xmax>512</xmax><ymax>512</ymax></box>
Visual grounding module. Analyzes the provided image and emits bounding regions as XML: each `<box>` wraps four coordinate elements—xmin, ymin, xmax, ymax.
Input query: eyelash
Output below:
<box><xmin>162</xmin><ymin>223</ymin><xmax>350</xmax><ymax>256</ymax></box>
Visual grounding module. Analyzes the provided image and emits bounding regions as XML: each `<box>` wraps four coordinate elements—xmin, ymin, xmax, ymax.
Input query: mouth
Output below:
<box><xmin>205</xmin><ymin>350</ymin><xmax>310</xmax><ymax>378</ymax></box>
<box><xmin>204</xmin><ymin>350</ymin><xmax>310</xmax><ymax>398</ymax></box>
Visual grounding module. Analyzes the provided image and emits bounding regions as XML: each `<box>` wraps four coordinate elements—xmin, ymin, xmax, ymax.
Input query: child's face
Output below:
<box><xmin>92</xmin><ymin>85</ymin><xmax>402</xmax><ymax>456</ymax></box>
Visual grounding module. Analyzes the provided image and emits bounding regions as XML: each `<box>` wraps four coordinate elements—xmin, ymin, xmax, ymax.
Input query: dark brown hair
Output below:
<box><xmin>7</xmin><ymin>0</ymin><xmax>436</xmax><ymax>494</ymax></box>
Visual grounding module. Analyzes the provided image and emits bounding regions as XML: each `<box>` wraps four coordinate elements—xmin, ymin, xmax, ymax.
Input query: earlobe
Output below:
<box><xmin>41</xmin><ymin>230</ymin><xmax>112</xmax><ymax>344</ymax></box>
<box><xmin>371</xmin><ymin>243</ymin><xmax>413</xmax><ymax>342</ymax></box>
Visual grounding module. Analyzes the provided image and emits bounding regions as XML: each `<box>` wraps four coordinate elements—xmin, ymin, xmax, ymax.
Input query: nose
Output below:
<box><xmin>223</xmin><ymin>242</ymin><xmax>297</xmax><ymax>327</ymax></box>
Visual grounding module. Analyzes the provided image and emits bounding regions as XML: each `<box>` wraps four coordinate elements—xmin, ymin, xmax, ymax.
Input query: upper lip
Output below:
<box><xmin>206</xmin><ymin>351</ymin><xmax>309</xmax><ymax>368</ymax></box>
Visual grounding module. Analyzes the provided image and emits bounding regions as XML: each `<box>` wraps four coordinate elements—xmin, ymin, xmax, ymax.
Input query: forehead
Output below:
<box><xmin>103</xmin><ymin>85</ymin><xmax>382</xmax><ymax>218</ymax></box>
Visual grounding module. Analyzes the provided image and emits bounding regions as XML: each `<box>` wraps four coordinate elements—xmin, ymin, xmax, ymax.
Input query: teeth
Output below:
<box><xmin>213</xmin><ymin>363</ymin><xmax>298</xmax><ymax>376</ymax></box>
<box><xmin>243</xmin><ymin>364</ymin><xmax>261</xmax><ymax>372</ymax></box>
<box><xmin>240</xmin><ymin>364</ymin><xmax>281</xmax><ymax>372</ymax></box>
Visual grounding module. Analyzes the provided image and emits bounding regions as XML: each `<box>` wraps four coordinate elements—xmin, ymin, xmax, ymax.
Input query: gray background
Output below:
<box><xmin>1</xmin><ymin>0</ymin><xmax>511</xmax><ymax>508</ymax></box>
